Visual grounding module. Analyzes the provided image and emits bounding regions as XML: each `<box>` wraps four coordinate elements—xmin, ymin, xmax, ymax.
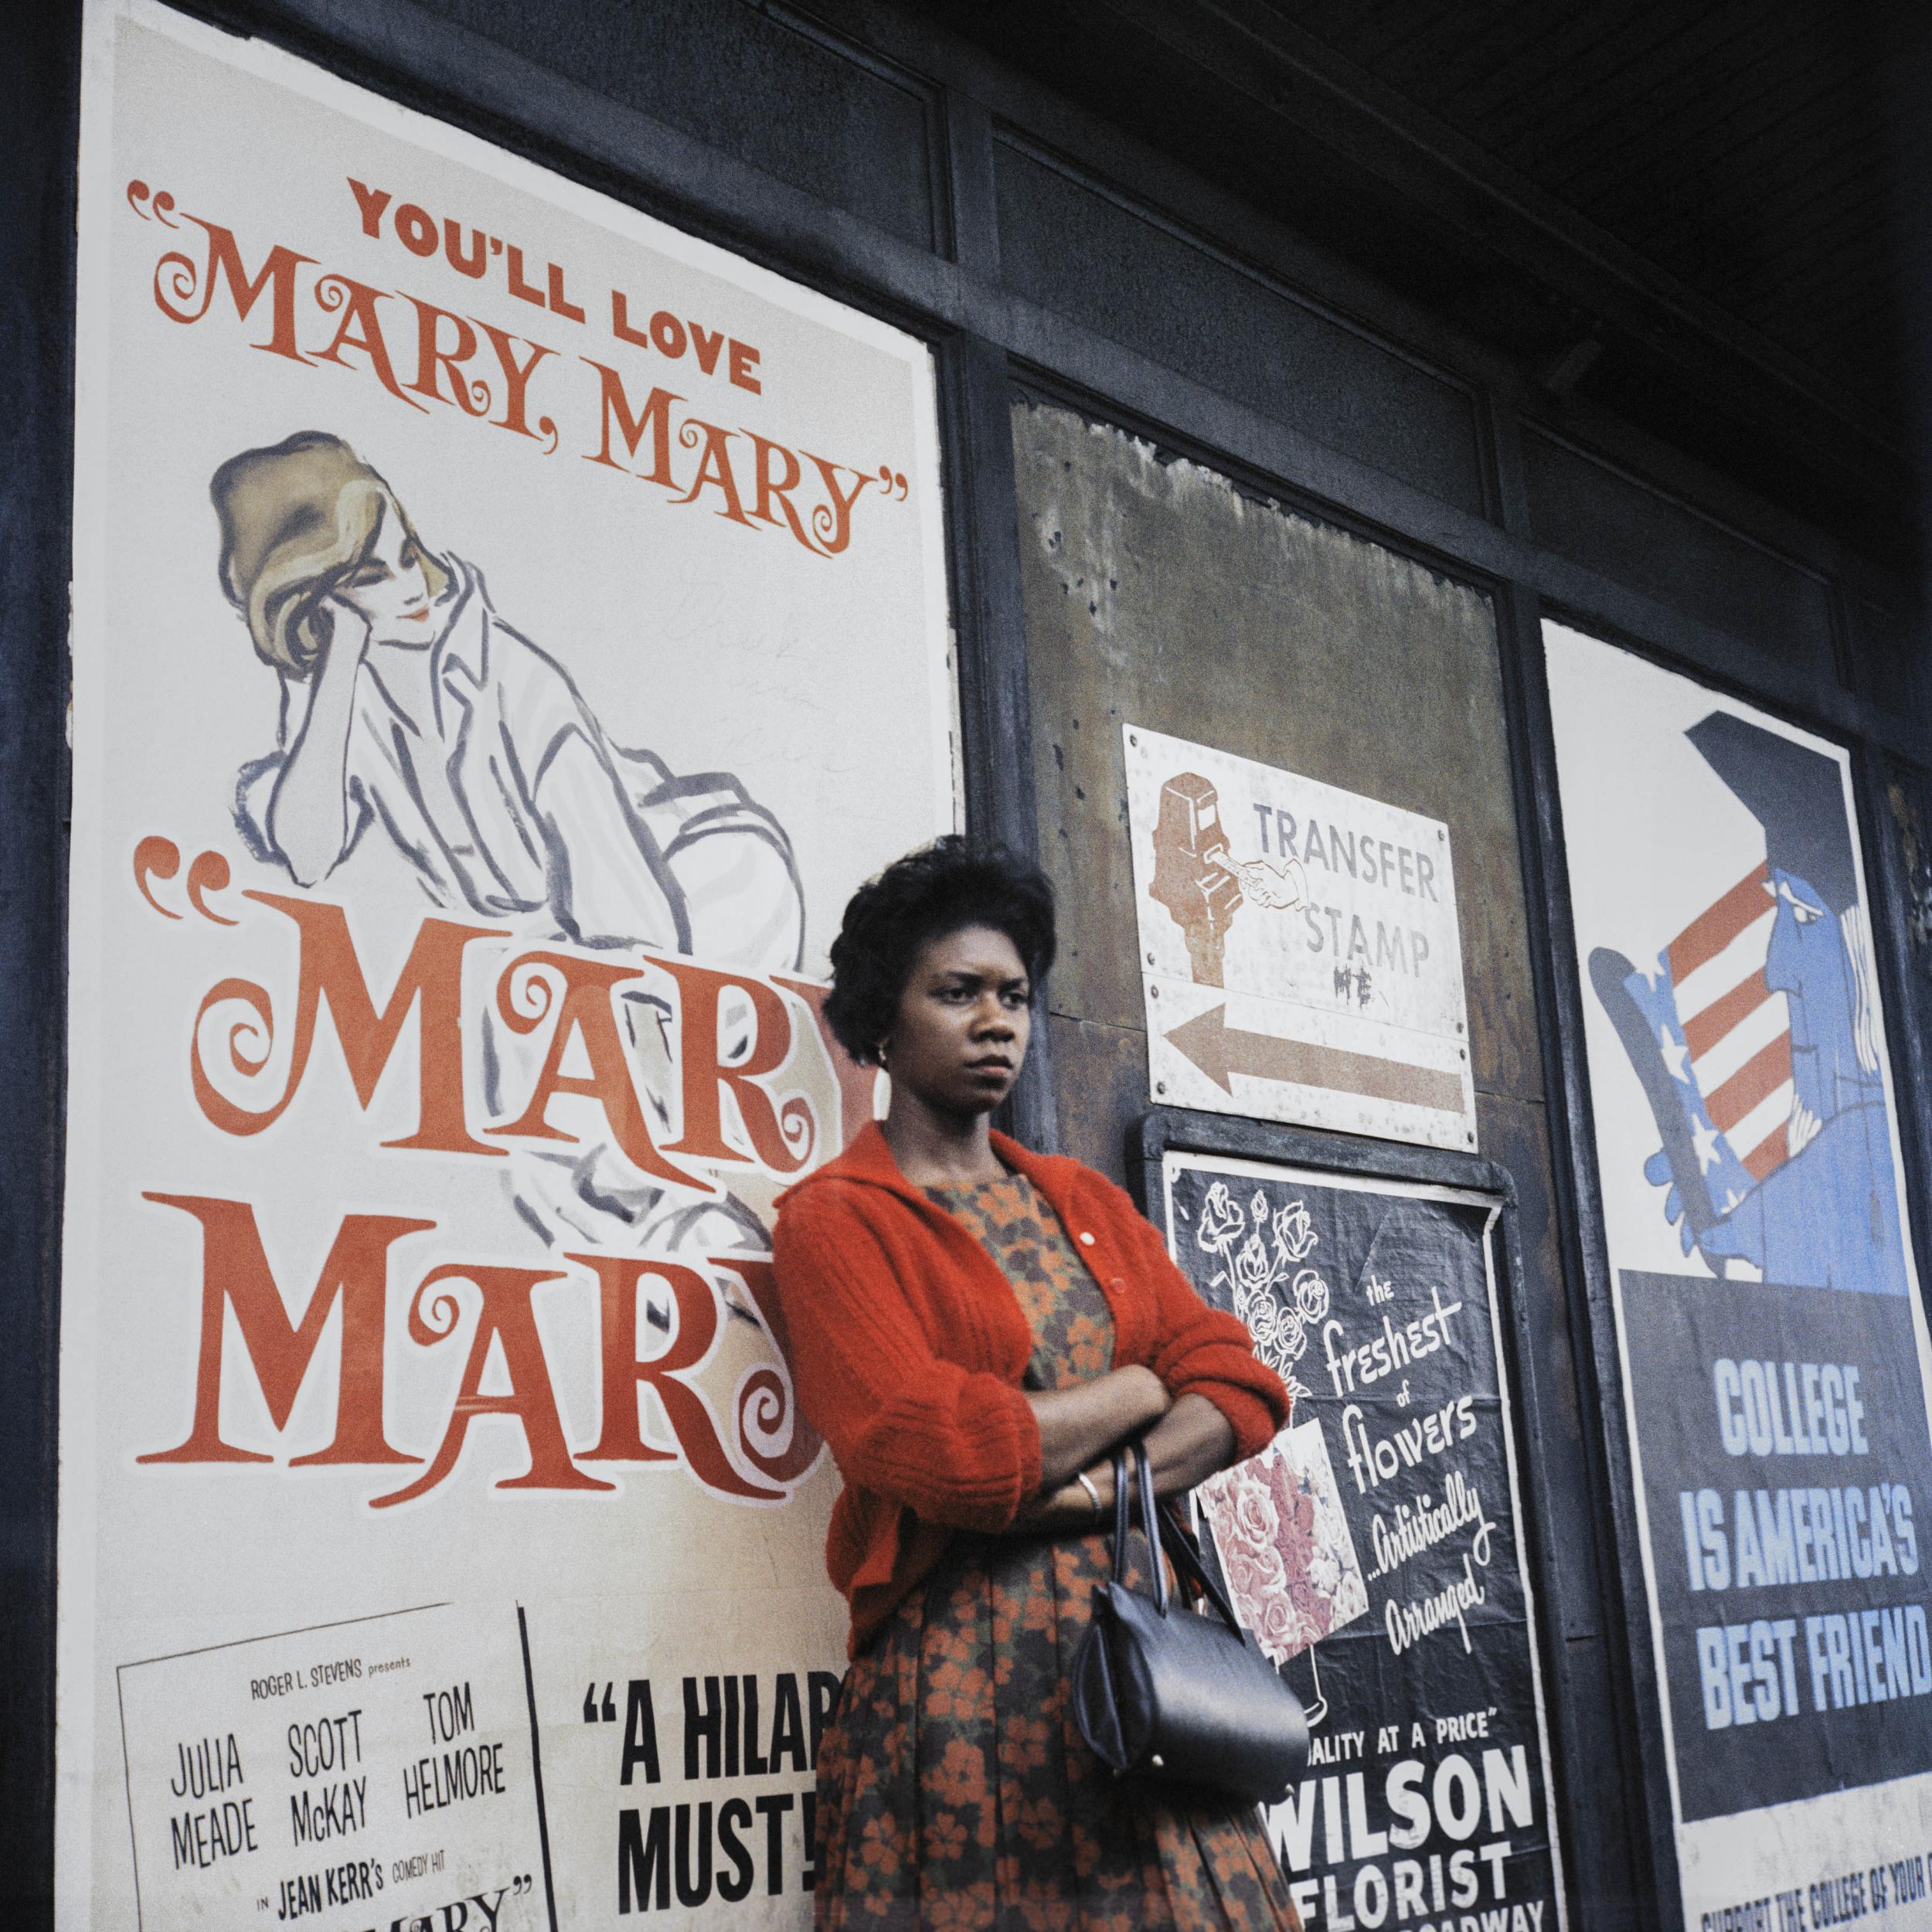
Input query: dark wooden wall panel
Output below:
<box><xmin>1853</xmin><ymin>597</ymin><xmax>1932</xmax><ymax>725</ymax></box>
<box><xmin>995</xmin><ymin>139</ymin><xmax>1489</xmax><ymax>516</ymax></box>
<box><xmin>1</xmin><ymin>6</ymin><xmax>77</xmax><ymax>1925</ymax></box>
<box><xmin>1522</xmin><ymin>425</ymin><xmax>1839</xmax><ymax>679</ymax></box>
<box><xmin>1872</xmin><ymin>753</ymin><xmax>1932</xmax><ymax>1276</ymax></box>
<box><xmin>418</xmin><ymin>0</ymin><xmax>943</xmax><ymax>249</ymax></box>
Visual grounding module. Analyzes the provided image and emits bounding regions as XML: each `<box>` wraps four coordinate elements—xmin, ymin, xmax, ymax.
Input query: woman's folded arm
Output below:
<box><xmin>1112</xmin><ymin>1182</ymin><xmax>1292</xmax><ymax>1460</ymax></box>
<box><xmin>772</xmin><ymin>1189</ymin><xmax>1045</xmax><ymax>1529</ymax></box>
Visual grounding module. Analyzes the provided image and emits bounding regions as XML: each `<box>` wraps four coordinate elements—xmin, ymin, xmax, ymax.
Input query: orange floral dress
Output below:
<box><xmin>812</xmin><ymin>1171</ymin><xmax>1300</xmax><ymax>1931</ymax></box>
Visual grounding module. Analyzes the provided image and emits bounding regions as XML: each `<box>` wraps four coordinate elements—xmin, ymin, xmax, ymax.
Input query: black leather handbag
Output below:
<box><xmin>1071</xmin><ymin>1443</ymin><xmax>1309</xmax><ymax>1804</ymax></box>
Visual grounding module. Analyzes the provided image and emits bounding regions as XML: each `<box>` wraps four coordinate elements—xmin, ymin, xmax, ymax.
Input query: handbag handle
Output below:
<box><xmin>1107</xmin><ymin>1440</ymin><xmax>1246</xmax><ymax>1635</ymax></box>
<box><xmin>1108</xmin><ymin>1444</ymin><xmax>1170</xmax><ymax>1614</ymax></box>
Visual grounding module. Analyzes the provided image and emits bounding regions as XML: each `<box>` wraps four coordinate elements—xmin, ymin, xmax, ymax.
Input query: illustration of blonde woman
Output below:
<box><xmin>214</xmin><ymin>430</ymin><xmax>810</xmax><ymax>1249</ymax></box>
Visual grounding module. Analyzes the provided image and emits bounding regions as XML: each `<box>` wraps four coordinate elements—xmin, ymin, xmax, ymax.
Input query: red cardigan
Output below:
<box><xmin>770</xmin><ymin>1124</ymin><xmax>1291</xmax><ymax>1655</ymax></box>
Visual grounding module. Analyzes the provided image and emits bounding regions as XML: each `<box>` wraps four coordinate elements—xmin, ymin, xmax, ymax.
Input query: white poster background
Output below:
<box><xmin>1544</xmin><ymin>621</ymin><xmax>1932</xmax><ymax>1927</ymax></box>
<box><xmin>62</xmin><ymin>5</ymin><xmax>953</xmax><ymax>1925</ymax></box>
<box><xmin>1124</xmin><ymin>726</ymin><xmax>1475</xmax><ymax>1151</ymax></box>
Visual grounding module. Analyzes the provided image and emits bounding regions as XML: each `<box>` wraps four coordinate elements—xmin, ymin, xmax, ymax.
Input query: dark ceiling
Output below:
<box><xmin>1264</xmin><ymin>0</ymin><xmax>1922</xmax><ymax>428</ymax></box>
<box><xmin>918</xmin><ymin>0</ymin><xmax>1930</xmax><ymax>573</ymax></box>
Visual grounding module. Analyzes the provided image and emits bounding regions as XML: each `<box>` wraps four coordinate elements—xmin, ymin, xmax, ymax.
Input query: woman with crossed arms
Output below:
<box><xmin>774</xmin><ymin>838</ymin><xmax>1298</xmax><ymax>1930</ymax></box>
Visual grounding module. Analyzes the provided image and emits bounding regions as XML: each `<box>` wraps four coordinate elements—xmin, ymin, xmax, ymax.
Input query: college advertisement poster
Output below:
<box><xmin>1160</xmin><ymin>1151</ymin><xmax>1566</xmax><ymax>1932</ymax></box>
<box><xmin>60</xmin><ymin>4</ymin><xmax>954</xmax><ymax>1924</ymax></box>
<box><xmin>1544</xmin><ymin>621</ymin><xmax>1932</xmax><ymax>1930</ymax></box>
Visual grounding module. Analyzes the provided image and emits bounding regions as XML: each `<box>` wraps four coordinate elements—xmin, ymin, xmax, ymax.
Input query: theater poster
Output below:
<box><xmin>60</xmin><ymin>3</ymin><xmax>954</xmax><ymax>1925</ymax></box>
<box><xmin>1545</xmin><ymin>622</ymin><xmax>1932</xmax><ymax>1929</ymax></box>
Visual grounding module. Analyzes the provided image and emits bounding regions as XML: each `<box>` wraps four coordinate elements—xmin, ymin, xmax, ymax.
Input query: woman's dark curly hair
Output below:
<box><xmin>825</xmin><ymin>837</ymin><xmax>1056</xmax><ymax>1065</ymax></box>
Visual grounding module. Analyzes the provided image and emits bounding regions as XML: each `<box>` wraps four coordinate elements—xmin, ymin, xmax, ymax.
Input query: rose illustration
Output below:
<box><xmin>1293</xmin><ymin>1268</ymin><xmax>1330</xmax><ymax>1321</ymax></box>
<box><xmin>1273</xmin><ymin>1200</ymin><xmax>1318</xmax><ymax>1264</ymax></box>
<box><xmin>1230</xmin><ymin>1471</ymin><xmax>1280</xmax><ymax>1548</ymax></box>
<box><xmin>1279</xmin><ymin>1311</ymin><xmax>1309</xmax><ymax>1361</ymax></box>
<box><xmin>1232</xmin><ymin>1228</ymin><xmax>1274</xmax><ymax>1296</ymax></box>
<box><xmin>1196</xmin><ymin>1182</ymin><xmax>1246</xmax><ymax>1257</ymax></box>
<box><xmin>1256</xmin><ymin>1593</ymin><xmax>1298</xmax><ymax>1655</ymax></box>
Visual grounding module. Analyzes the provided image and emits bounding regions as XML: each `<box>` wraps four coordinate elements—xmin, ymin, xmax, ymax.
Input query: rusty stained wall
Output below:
<box><xmin>1015</xmin><ymin>400</ymin><xmax>1537</xmax><ymax>1166</ymax></box>
<box><xmin>1009</xmin><ymin>401</ymin><xmax>1627</xmax><ymax>1812</ymax></box>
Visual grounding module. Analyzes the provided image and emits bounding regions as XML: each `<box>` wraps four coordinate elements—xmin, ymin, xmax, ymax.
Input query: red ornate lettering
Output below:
<box><xmin>192</xmin><ymin>896</ymin><xmax>504</xmax><ymax>1155</ymax></box>
<box><xmin>151</xmin><ymin>215</ymin><xmax>313</xmax><ymax>363</ymax></box>
<box><xmin>574</xmin><ymin>1254</ymin><xmax>780</xmax><ymax>1500</ymax></box>
<box><xmin>800</xmin><ymin>454</ymin><xmax>874</xmax><ymax>556</ymax></box>
<box><xmin>582</xmin><ymin>359</ymin><xmax>680</xmax><ymax>481</ymax></box>
<box><xmin>672</xmin><ymin>419</ymin><xmax>755</xmax><ymax>527</ymax></box>
<box><xmin>138</xmin><ymin>1196</ymin><xmax>432</xmax><ymax>1466</ymax></box>
<box><xmin>745</xmin><ymin>433</ymin><xmax>815</xmax><ymax>551</ymax></box>
<box><xmin>709</xmin><ymin>1255</ymin><xmax>823</xmax><ymax>1486</ymax></box>
<box><xmin>373</xmin><ymin>1263</ymin><xmax>614</xmax><ymax>1506</ymax></box>
<box><xmin>487</xmin><ymin>951</ymin><xmax>710</xmax><ymax>1189</ymax></box>
<box><xmin>405</xmin><ymin>297</ymin><xmax>490</xmax><ymax>415</ymax></box>
<box><xmin>774</xmin><ymin>975</ymin><xmax>879</xmax><ymax>1150</ymax></box>
<box><xmin>476</xmin><ymin>322</ymin><xmax>556</xmax><ymax>446</ymax></box>
<box><xmin>658</xmin><ymin>959</ymin><xmax>811</xmax><ymax>1171</ymax></box>
<box><xmin>312</xmin><ymin>274</ymin><xmax>427</xmax><ymax>413</ymax></box>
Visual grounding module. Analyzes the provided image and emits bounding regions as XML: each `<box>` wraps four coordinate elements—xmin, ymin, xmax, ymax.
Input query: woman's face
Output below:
<box><xmin>885</xmin><ymin>924</ymin><xmax>1032</xmax><ymax>1120</ymax></box>
<box><xmin>336</xmin><ymin>498</ymin><xmax>437</xmax><ymax>649</ymax></box>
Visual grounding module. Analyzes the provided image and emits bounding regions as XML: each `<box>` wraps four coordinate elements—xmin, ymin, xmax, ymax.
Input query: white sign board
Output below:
<box><xmin>1124</xmin><ymin>726</ymin><xmax>1475</xmax><ymax>1150</ymax></box>
<box><xmin>60</xmin><ymin>3</ymin><xmax>954</xmax><ymax>1926</ymax></box>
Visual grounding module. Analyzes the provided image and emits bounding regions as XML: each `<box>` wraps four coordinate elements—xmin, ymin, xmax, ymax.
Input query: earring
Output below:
<box><xmin>877</xmin><ymin>1041</ymin><xmax>890</xmax><ymax>1068</ymax></box>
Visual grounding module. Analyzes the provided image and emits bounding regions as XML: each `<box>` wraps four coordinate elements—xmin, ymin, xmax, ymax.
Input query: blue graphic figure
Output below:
<box><xmin>1589</xmin><ymin>713</ymin><xmax>1906</xmax><ymax>1294</ymax></box>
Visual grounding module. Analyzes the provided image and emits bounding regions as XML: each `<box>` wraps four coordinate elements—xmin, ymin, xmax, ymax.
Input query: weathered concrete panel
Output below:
<box><xmin>1014</xmin><ymin>400</ymin><xmax>1541</xmax><ymax>1110</ymax></box>
<box><xmin>1046</xmin><ymin>1013</ymin><xmax>1152</xmax><ymax>1189</ymax></box>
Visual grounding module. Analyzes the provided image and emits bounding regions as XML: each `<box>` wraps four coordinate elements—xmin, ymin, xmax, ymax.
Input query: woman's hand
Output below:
<box><xmin>313</xmin><ymin>595</ymin><xmax>372</xmax><ymax>675</ymax></box>
<box><xmin>1023</xmin><ymin>1362</ymin><xmax>1168</xmax><ymax>1497</ymax></box>
<box><xmin>1005</xmin><ymin>1392</ymin><xmax>1240</xmax><ymax>1536</ymax></box>
<box><xmin>1140</xmin><ymin>1393</ymin><xmax>1238</xmax><ymax>1498</ymax></box>
<box><xmin>266</xmin><ymin>597</ymin><xmax>369</xmax><ymax>886</ymax></box>
<box><xmin>1009</xmin><ymin>1466</ymin><xmax>1115</xmax><ymax>1535</ymax></box>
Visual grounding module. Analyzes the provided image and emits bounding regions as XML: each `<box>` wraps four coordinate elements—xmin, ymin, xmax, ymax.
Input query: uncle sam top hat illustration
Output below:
<box><xmin>1685</xmin><ymin>712</ymin><xmax>1857</xmax><ymax>914</ymax></box>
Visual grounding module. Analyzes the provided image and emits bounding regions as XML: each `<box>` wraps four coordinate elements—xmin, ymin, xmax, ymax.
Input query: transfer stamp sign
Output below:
<box><xmin>1125</xmin><ymin>726</ymin><xmax>1476</xmax><ymax>1152</ymax></box>
<box><xmin>1545</xmin><ymin>623</ymin><xmax>1932</xmax><ymax>1930</ymax></box>
<box><xmin>1158</xmin><ymin>1150</ymin><xmax>1566</xmax><ymax>1932</ymax></box>
<box><xmin>62</xmin><ymin>4</ymin><xmax>954</xmax><ymax>1925</ymax></box>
